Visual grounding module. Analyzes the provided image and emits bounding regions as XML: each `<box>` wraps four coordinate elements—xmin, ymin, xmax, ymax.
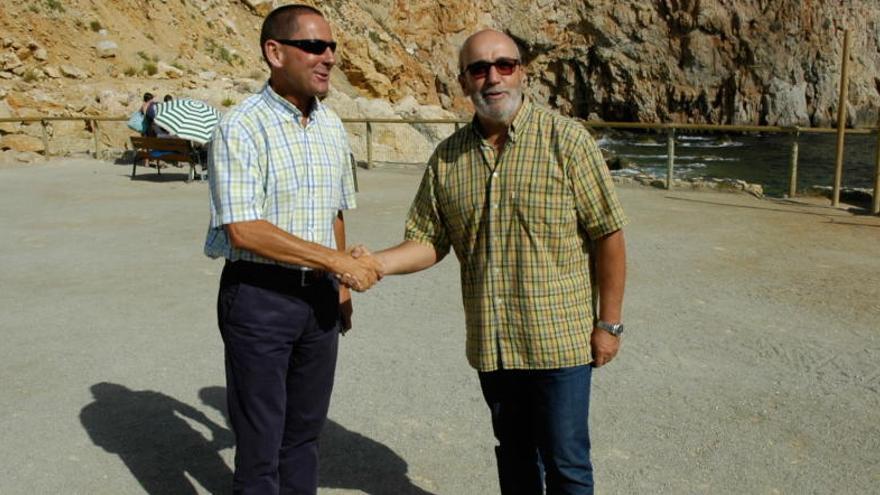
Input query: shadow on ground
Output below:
<box><xmin>667</xmin><ymin>195</ymin><xmax>880</xmax><ymax>222</ymax></box>
<box><xmin>81</xmin><ymin>384</ymin><xmax>433</xmax><ymax>495</ymax></box>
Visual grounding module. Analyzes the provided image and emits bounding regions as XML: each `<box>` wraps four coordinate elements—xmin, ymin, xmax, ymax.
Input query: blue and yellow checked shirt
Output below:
<box><xmin>405</xmin><ymin>100</ymin><xmax>628</xmax><ymax>371</ymax></box>
<box><xmin>204</xmin><ymin>83</ymin><xmax>356</xmax><ymax>267</ymax></box>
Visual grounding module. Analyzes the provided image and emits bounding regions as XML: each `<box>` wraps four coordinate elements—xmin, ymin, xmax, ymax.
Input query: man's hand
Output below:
<box><xmin>333</xmin><ymin>250</ymin><xmax>382</xmax><ymax>292</ymax></box>
<box><xmin>339</xmin><ymin>285</ymin><xmax>353</xmax><ymax>332</ymax></box>
<box><xmin>591</xmin><ymin>327</ymin><xmax>620</xmax><ymax>367</ymax></box>
<box><xmin>348</xmin><ymin>244</ymin><xmax>386</xmax><ymax>282</ymax></box>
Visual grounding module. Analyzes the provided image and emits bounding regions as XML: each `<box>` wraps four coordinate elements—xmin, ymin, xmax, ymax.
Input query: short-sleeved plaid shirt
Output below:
<box><xmin>204</xmin><ymin>83</ymin><xmax>356</xmax><ymax>267</ymax></box>
<box><xmin>405</xmin><ymin>100</ymin><xmax>628</xmax><ymax>372</ymax></box>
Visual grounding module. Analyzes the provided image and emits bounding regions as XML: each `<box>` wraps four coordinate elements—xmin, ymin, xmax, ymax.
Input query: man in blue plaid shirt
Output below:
<box><xmin>204</xmin><ymin>5</ymin><xmax>381</xmax><ymax>494</ymax></box>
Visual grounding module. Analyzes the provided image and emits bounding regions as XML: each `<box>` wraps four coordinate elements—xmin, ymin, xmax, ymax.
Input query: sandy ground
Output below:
<box><xmin>0</xmin><ymin>158</ymin><xmax>878</xmax><ymax>495</ymax></box>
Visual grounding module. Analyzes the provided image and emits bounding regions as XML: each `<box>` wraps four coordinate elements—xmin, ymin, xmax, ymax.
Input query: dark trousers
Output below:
<box><xmin>479</xmin><ymin>365</ymin><xmax>594</xmax><ymax>495</ymax></box>
<box><xmin>218</xmin><ymin>261</ymin><xmax>340</xmax><ymax>495</ymax></box>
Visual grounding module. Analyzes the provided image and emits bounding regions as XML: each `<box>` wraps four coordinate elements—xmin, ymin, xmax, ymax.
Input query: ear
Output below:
<box><xmin>264</xmin><ymin>40</ymin><xmax>285</xmax><ymax>69</ymax></box>
<box><xmin>457</xmin><ymin>73</ymin><xmax>467</xmax><ymax>94</ymax></box>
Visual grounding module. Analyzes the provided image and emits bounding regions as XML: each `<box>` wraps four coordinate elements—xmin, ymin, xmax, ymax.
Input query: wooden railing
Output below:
<box><xmin>1</xmin><ymin>115</ymin><xmax>878</xmax><ymax>215</ymax></box>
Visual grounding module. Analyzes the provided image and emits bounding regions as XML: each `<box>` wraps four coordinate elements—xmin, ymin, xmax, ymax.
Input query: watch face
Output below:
<box><xmin>599</xmin><ymin>321</ymin><xmax>624</xmax><ymax>335</ymax></box>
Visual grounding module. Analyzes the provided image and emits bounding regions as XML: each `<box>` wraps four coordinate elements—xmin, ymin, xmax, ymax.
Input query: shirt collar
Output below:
<box><xmin>260</xmin><ymin>81</ymin><xmax>323</xmax><ymax>122</ymax></box>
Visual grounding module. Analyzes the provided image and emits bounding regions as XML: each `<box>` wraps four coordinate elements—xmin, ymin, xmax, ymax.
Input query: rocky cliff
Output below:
<box><xmin>322</xmin><ymin>0</ymin><xmax>880</xmax><ymax>127</ymax></box>
<box><xmin>1</xmin><ymin>0</ymin><xmax>878</xmax><ymax>158</ymax></box>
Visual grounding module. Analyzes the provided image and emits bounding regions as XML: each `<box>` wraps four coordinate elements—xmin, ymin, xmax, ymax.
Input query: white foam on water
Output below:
<box><xmin>679</xmin><ymin>141</ymin><xmax>745</xmax><ymax>148</ymax></box>
<box><xmin>702</xmin><ymin>155</ymin><xmax>739</xmax><ymax>162</ymax></box>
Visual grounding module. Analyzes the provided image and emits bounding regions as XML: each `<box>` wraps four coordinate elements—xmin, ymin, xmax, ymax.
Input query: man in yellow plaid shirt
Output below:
<box><xmin>358</xmin><ymin>29</ymin><xmax>628</xmax><ymax>494</ymax></box>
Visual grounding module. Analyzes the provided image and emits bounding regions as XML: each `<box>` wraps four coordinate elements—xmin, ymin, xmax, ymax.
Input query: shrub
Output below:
<box><xmin>22</xmin><ymin>68</ymin><xmax>40</xmax><ymax>83</ymax></box>
<box><xmin>46</xmin><ymin>0</ymin><xmax>65</xmax><ymax>12</ymax></box>
<box><xmin>142</xmin><ymin>62</ymin><xmax>158</xmax><ymax>76</ymax></box>
<box><xmin>221</xmin><ymin>97</ymin><xmax>235</xmax><ymax>107</ymax></box>
<box><xmin>89</xmin><ymin>20</ymin><xmax>102</xmax><ymax>32</ymax></box>
<box><xmin>123</xmin><ymin>66</ymin><xmax>137</xmax><ymax>77</ymax></box>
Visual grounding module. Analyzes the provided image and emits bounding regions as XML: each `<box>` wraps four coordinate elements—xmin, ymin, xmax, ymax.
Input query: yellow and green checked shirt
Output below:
<box><xmin>405</xmin><ymin>100</ymin><xmax>627</xmax><ymax>372</ymax></box>
<box><xmin>204</xmin><ymin>83</ymin><xmax>356</xmax><ymax>267</ymax></box>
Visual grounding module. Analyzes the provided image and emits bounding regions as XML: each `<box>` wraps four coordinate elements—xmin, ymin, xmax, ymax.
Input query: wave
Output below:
<box><xmin>679</xmin><ymin>141</ymin><xmax>745</xmax><ymax>148</ymax></box>
<box><xmin>678</xmin><ymin>135</ymin><xmax>715</xmax><ymax>141</ymax></box>
<box><xmin>617</xmin><ymin>153</ymin><xmax>706</xmax><ymax>162</ymax></box>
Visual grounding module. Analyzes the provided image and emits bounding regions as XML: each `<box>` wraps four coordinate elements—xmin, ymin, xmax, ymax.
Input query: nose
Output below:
<box><xmin>485</xmin><ymin>65</ymin><xmax>502</xmax><ymax>84</ymax></box>
<box><xmin>321</xmin><ymin>47</ymin><xmax>336</xmax><ymax>67</ymax></box>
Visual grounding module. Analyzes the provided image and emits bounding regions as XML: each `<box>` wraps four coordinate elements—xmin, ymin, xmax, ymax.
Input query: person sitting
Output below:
<box><xmin>145</xmin><ymin>94</ymin><xmax>175</xmax><ymax>138</ymax></box>
<box><xmin>128</xmin><ymin>92</ymin><xmax>155</xmax><ymax>136</ymax></box>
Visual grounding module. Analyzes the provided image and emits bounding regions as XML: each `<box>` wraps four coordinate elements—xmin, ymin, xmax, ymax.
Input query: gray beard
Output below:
<box><xmin>472</xmin><ymin>88</ymin><xmax>522</xmax><ymax>126</ymax></box>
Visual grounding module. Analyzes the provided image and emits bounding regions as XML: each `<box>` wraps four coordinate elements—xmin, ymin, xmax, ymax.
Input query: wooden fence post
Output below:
<box><xmin>788</xmin><ymin>129</ymin><xmax>800</xmax><ymax>198</ymax></box>
<box><xmin>92</xmin><ymin>119</ymin><xmax>101</xmax><ymax>159</ymax></box>
<box><xmin>41</xmin><ymin>119</ymin><xmax>50</xmax><ymax>157</ymax></box>
<box><xmin>832</xmin><ymin>29</ymin><xmax>851</xmax><ymax>207</ymax></box>
<box><xmin>666</xmin><ymin>128</ymin><xmax>675</xmax><ymax>190</ymax></box>
<box><xmin>366</xmin><ymin>121</ymin><xmax>373</xmax><ymax>169</ymax></box>
<box><xmin>873</xmin><ymin>118</ymin><xmax>880</xmax><ymax>215</ymax></box>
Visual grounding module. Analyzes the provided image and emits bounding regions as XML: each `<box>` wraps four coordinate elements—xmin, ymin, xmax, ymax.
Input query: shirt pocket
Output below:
<box><xmin>512</xmin><ymin>168</ymin><xmax>575</xmax><ymax>232</ymax></box>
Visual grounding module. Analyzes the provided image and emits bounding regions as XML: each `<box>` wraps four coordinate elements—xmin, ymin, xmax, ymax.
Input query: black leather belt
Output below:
<box><xmin>223</xmin><ymin>260</ymin><xmax>327</xmax><ymax>291</ymax></box>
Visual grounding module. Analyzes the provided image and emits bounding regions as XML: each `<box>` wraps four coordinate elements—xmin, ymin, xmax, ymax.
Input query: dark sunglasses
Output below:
<box><xmin>273</xmin><ymin>38</ymin><xmax>337</xmax><ymax>55</ymax></box>
<box><xmin>462</xmin><ymin>58</ymin><xmax>521</xmax><ymax>79</ymax></box>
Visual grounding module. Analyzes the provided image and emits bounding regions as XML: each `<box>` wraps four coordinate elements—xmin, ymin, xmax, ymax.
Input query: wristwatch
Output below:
<box><xmin>596</xmin><ymin>320</ymin><xmax>624</xmax><ymax>336</ymax></box>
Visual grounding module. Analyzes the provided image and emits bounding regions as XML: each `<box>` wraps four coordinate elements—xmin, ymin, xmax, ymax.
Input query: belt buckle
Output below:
<box><xmin>300</xmin><ymin>269</ymin><xmax>312</xmax><ymax>287</ymax></box>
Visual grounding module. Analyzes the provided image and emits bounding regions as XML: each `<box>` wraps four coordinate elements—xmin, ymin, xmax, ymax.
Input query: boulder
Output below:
<box><xmin>221</xmin><ymin>19</ymin><xmax>238</xmax><ymax>35</ymax></box>
<box><xmin>157</xmin><ymin>62</ymin><xmax>185</xmax><ymax>79</ymax></box>
<box><xmin>0</xmin><ymin>134</ymin><xmax>44</xmax><ymax>153</ymax></box>
<box><xmin>0</xmin><ymin>99</ymin><xmax>18</xmax><ymax>133</ymax></box>
<box><xmin>59</xmin><ymin>65</ymin><xmax>88</xmax><ymax>79</ymax></box>
<box><xmin>241</xmin><ymin>0</ymin><xmax>275</xmax><ymax>17</ymax></box>
<box><xmin>0</xmin><ymin>52</ymin><xmax>22</xmax><ymax>71</ymax></box>
<box><xmin>43</xmin><ymin>66</ymin><xmax>61</xmax><ymax>78</ymax></box>
<box><xmin>15</xmin><ymin>150</ymin><xmax>42</xmax><ymax>163</ymax></box>
<box><xmin>94</xmin><ymin>40</ymin><xmax>118</xmax><ymax>58</ymax></box>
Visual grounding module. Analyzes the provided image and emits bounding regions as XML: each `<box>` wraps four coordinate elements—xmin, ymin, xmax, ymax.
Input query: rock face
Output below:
<box><xmin>0</xmin><ymin>134</ymin><xmax>44</xmax><ymax>153</ymax></box>
<box><xmin>0</xmin><ymin>0</ymin><xmax>877</xmax><ymax>129</ymax></box>
<box><xmin>335</xmin><ymin>0</ymin><xmax>880</xmax><ymax>127</ymax></box>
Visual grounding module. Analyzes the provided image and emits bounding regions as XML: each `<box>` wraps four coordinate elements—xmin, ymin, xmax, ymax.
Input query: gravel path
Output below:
<box><xmin>1</xmin><ymin>159</ymin><xmax>878</xmax><ymax>494</ymax></box>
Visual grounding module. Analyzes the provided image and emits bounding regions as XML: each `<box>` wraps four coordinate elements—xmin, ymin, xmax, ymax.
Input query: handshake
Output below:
<box><xmin>334</xmin><ymin>245</ymin><xmax>384</xmax><ymax>292</ymax></box>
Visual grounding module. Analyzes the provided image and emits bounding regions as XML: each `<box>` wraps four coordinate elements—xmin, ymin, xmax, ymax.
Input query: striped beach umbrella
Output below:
<box><xmin>153</xmin><ymin>99</ymin><xmax>221</xmax><ymax>145</ymax></box>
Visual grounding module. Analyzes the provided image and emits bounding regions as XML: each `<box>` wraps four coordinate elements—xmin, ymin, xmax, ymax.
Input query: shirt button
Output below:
<box><xmin>493</xmin><ymin>267</ymin><xmax>501</xmax><ymax>275</ymax></box>
<box><xmin>495</xmin><ymin>297</ymin><xmax>503</xmax><ymax>305</ymax></box>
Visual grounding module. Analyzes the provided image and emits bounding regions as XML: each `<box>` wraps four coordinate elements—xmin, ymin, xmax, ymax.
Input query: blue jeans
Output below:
<box><xmin>479</xmin><ymin>365</ymin><xmax>593</xmax><ymax>495</ymax></box>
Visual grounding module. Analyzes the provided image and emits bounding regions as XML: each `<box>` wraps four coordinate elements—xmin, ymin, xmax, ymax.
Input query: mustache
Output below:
<box><xmin>479</xmin><ymin>89</ymin><xmax>507</xmax><ymax>97</ymax></box>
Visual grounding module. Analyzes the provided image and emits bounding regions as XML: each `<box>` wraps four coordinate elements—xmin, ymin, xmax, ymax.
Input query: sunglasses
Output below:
<box><xmin>462</xmin><ymin>58</ymin><xmax>521</xmax><ymax>79</ymax></box>
<box><xmin>273</xmin><ymin>38</ymin><xmax>337</xmax><ymax>55</ymax></box>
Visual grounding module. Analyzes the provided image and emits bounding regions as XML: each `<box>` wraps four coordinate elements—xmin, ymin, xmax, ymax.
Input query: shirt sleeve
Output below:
<box><xmin>338</xmin><ymin>127</ymin><xmax>357</xmax><ymax>211</ymax></box>
<box><xmin>404</xmin><ymin>156</ymin><xmax>451</xmax><ymax>258</ymax></box>
<box><xmin>208</xmin><ymin>119</ymin><xmax>264</xmax><ymax>227</ymax></box>
<box><xmin>566</xmin><ymin>128</ymin><xmax>628</xmax><ymax>239</ymax></box>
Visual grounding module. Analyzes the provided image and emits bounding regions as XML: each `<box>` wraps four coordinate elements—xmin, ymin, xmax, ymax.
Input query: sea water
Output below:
<box><xmin>598</xmin><ymin>131</ymin><xmax>878</xmax><ymax>197</ymax></box>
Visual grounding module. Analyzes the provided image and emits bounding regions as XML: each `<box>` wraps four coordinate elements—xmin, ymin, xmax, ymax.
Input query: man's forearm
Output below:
<box><xmin>376</xmin><ymin>240</ymin><xmax>441</xmax><ymax>275</ymax></box>
<box><xmin>594</xmin><ymin>229</ymin><xmax>626</xmax><ymax>322</ymax></box>
<box><xmin>226</xmin><ymin>219</ymin><xmax>346</xmax><ymax>272</ymax></box>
